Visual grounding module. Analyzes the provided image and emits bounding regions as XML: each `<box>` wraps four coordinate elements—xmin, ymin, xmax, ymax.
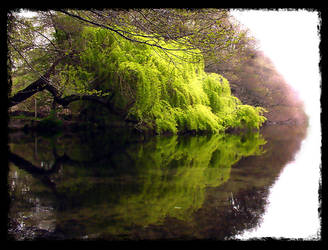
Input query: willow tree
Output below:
<box><xmin>8</xmin><ymin>9</ymin><xmax>265</xmax><ymax>134</ymax></box>
<box><xmin>8</xmin><ymin>9</ymin><xmax>254</xmax><ymax>104</ymax></box>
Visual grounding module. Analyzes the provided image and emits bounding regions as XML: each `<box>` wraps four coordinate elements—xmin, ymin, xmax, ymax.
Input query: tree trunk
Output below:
<box><xmin>9</xmin><ymin>69</ymin><xmax>125</xmax><ymax>118</ymax></box>
<box><xmin>8</xmin><ymin>57</ymin><xmax>61</xmax><ymax>107</ymax></box>
<box><xmin>7</xmin><ymin>12</ymin><xmax>14</xmax><ymax>98</ymax></box>
<box><xmin>9</xmin><ymin>77</ymin><xmax>48</xmax><ymax>107</ymax></box>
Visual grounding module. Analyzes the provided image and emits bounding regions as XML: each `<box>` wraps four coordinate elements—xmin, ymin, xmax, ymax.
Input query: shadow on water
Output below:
<box><xmin>7</xmin><ymin>123</ymin><xmax>307</xmax><ymax>240</ymax></box>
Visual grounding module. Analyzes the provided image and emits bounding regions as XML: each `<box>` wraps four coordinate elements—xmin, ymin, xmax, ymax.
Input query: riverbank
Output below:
<box><xmin>8</xmin><ymin>108</ymin><xmax>308</xmax><ymax>137</ymax></box>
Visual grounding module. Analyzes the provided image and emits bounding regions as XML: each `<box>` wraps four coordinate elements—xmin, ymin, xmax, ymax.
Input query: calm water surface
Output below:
<box><xmin>8</xmin><ymin>122</ymin><xmax>315</xmax><ymax>240</ymax></box>
<box><xmin>236</xmin><ymin>114</ymin><xmax>321</xmax><ymax>240</ymax></box>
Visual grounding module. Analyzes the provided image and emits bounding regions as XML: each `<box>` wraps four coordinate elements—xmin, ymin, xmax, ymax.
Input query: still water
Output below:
<box><xmin>7</xmin><ymin>122</ymin><xmax>316</xmax><ymax>240</ymax></box>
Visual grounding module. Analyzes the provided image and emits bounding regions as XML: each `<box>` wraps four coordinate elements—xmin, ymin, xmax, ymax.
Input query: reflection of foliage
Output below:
<box><xmin>102</xmin><ymin>132</ymin><xmax>267</xmax><ymax>231</ymax></box>
<box><xmin>9</xmin><ymin>130</ymin><xmax>266</xmax><ymax>238</ymax></box>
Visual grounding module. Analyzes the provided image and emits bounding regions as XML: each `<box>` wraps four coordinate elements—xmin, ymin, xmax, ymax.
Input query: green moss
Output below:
<box><xmin>64</xmin><ymin>26</ymin><xmax>266</xmax><ymax>134</ymax></box>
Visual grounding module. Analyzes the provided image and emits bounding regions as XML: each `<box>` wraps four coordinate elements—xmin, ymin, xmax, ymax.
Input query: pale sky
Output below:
<box><xmin>231</xmin><ymin>9</ymin><xmax>321</xmax><ymax>240</ymax></box>
<box><xmin>230</xmin><ymin>9</ymin><xmax>320</xmax><ymax>119</ymax></box>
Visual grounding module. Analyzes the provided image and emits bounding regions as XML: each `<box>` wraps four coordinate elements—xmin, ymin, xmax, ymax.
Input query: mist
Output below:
<box><xmin>231</xmin><ymin>10</ymin><xmax>320</xmax><ymax>120</ymax></box>
<box><xmin>231</xmin><ymin>9</ymin><xmax>321</xmax><ymax>239</ymax></box>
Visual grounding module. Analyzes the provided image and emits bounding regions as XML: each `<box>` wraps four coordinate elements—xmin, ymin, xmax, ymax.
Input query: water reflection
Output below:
<box><xmin>8</xmin><ymin>124</ymin><xmax>307</xmax><ymax>240</ymax></box>
<box><xmin>236</xmin><ymin>118</ymin><xmax>320</xmax><ymax>239</ymax></box>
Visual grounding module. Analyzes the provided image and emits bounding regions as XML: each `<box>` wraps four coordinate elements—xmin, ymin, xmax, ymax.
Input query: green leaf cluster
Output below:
<box><xmin>66</xmin><ymin>26</ymin><xmax>266</xmax><ymax>134</ymax></box>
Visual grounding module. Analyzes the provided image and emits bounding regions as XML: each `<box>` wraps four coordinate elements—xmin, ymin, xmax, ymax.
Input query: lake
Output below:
<box><xmin>7</xmin><ymin>120</ymin><xmax>319</xmax><ymax>240</ymax></box>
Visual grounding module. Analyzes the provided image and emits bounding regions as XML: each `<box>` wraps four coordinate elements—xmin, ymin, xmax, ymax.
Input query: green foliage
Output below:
<box><xmin>234</xmin><ymin>105</ymin><xmax>268</xmax><ymax>130</ymax></box>
<box><xmin>63</xmin><ymin>26</ymin><xmax>266</xmax><ymax>134</ymax></box>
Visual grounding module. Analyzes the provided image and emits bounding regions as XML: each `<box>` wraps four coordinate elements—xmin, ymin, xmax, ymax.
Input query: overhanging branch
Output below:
<box><xmin>9</xmin><ymin>72</ymin><xmax>124</xmax><ymax>117</ymax></box>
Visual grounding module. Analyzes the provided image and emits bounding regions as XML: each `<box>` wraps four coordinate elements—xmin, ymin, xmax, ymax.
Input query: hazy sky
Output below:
<box><xmin>231</xmin><ymin>9</ymin><xmax>321</xmax><ymax>240</ymax></box>
<box><xmin>230</xmin><ymin>9</ymin><xmax>320</xmax><ymax>119</ymax></box>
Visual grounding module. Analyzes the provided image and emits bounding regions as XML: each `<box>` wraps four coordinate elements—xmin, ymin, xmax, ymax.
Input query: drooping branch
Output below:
<box><xmin>8</xmin><ymin>58</ymin><xmax>60</xmax><ymax>107</ymax></box>
<box><xmin>9</xmin><ymin>77</ymin><xmax>124</xmax><ymax>117</ymax></box>
<box><xmin>50</xmin><ymin>91</ymin><xmax>124</xmax><ymax>117</ymax></box>
<box><xmin>8</xmin><ymin>60</ymin><xmax>125</xmax><ymax>117</ymax></box>
<box><xmin>58</xmin><ymin>10</ymin><xmax>170</xmax><ymax>51</ymax></box>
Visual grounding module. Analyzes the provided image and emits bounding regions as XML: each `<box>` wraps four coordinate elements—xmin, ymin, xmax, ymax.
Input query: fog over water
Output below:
<box><xmin>231</xmin><ymin>9</ymin><xmax>321</xmax><ymax>240</ymax></box>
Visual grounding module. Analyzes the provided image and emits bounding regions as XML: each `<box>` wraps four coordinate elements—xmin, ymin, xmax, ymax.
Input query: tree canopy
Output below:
<box><xmin>7</xmin><ymin>9</ymin><xmax>267</xmax><ymax>134</ymax></box>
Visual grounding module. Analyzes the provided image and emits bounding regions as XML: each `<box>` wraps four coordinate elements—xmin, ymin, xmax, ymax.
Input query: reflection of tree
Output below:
<box><xmin>185</xmin><ymin>123</ymin><xmax>308</xmax><ymax>240</ymax></box>
<box><xmin>119</xmin><ymin>123</ymin><xmax>309</xmax><ymax>240</ymax></box>
<box><xmin>8</xmin><ymin>130</ymin><xmax>266</xmax><ymax>240</ymax></box>
<box><xmin>190</xmin><ymin>186</ymin><xmax>268</xmax><ymax>240</ymax></box>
